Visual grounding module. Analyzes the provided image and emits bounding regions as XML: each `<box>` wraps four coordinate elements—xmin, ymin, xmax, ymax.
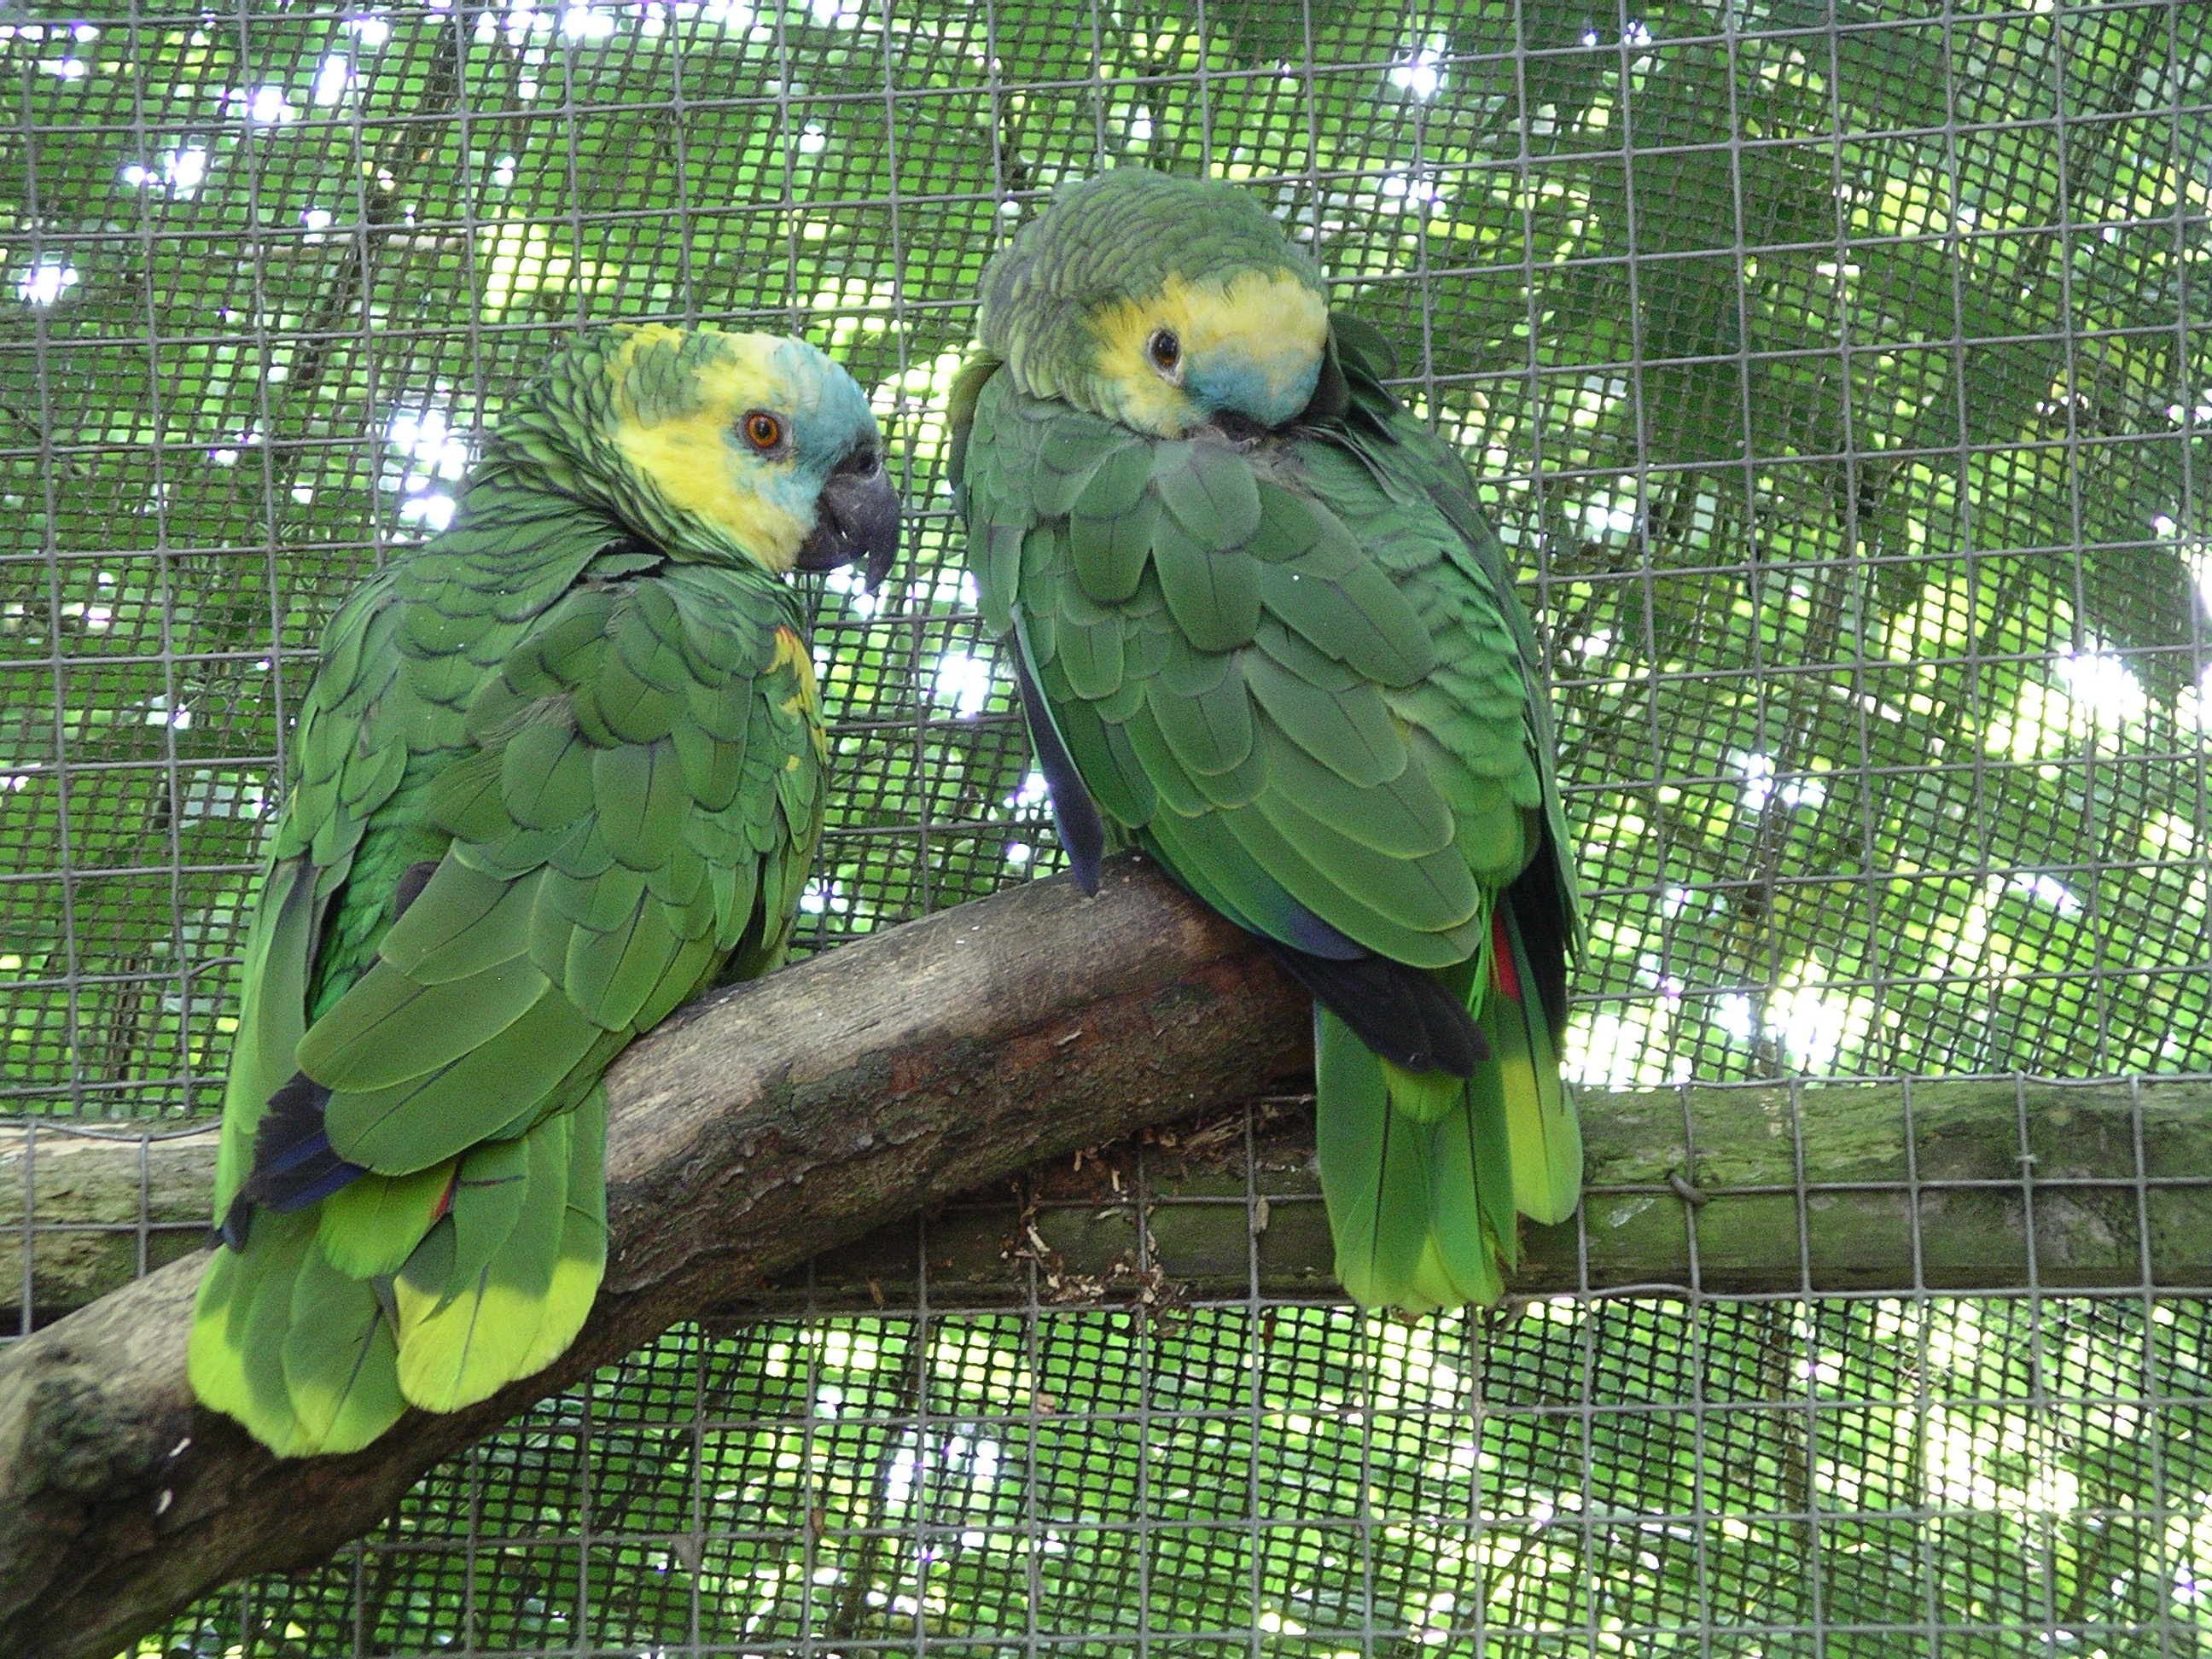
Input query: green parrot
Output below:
<box><xmin>189</xmin><ymin>323</ymin><xmax>899</xmax><ymax>1456</ymax></box>
<box><xmin>948</xmin><ymin>171</ymin><xmax>1580</xmax><ymax>1312</ymax></box>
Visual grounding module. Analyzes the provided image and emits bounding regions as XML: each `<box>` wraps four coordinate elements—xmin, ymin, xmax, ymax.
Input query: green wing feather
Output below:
<box><xmin>190</xmin><ymin>493</ymin><xmax>829</xmax><ymax>1456</ymax></box>
<box><xmin>954</xmin><ymin>309</ymin><xmax>1581</xmax><ymax>1316</ymax></box>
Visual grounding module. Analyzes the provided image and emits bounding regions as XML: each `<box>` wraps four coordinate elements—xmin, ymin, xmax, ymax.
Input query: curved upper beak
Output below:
<box><xmin>796</xmin><ymin>450</ymin><xmax>901</xmax><ymax>591</ymax></box>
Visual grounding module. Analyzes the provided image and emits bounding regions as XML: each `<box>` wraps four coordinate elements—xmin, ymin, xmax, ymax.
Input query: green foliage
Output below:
<box><xmin>151</xmin><ymin>1296</ymin><xmax>2212</xmax><ymax>1655</ymax></box>
<box><xmin>3</xmin><ymin>0</ymin><xmax>2205</xmax><ymax>1116</ymax></box>
<box><xmin>2</xmin><ymin>0</ymin><xmax>2207</xmax><ymax>1651</ymax></box>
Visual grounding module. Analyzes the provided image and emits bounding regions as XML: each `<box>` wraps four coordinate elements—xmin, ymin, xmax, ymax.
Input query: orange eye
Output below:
<box><xmin>742</xmin><ymin>411</ymin><xmax>783</xmax><ymax>451</ymax></box>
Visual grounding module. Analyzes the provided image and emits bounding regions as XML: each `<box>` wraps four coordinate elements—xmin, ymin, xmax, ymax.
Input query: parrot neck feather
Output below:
<box><xmin>456</xmin><ymin>457</ymin><xmax>798</xmax><ymax>598</ymax></box>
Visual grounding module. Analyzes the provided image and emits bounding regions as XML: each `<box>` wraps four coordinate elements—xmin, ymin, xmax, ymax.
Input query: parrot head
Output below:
<box><xmin>978</xmin><ymin>169</ymin><xmax>1330</xmax><ymax>439</ymax></box>
<box><xmin>492</xmin><ymin>323</ymin><xmax>901</xmax><ymax>589</ymax></box>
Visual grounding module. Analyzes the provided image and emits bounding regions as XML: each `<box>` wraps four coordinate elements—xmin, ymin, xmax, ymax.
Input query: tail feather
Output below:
<box><xmin>1493</xmin><ymin>905</ymin><xmax>1580</xmax><ymax>1225</ymax></box>
<box><xmin>1451</xmin><ymin>1035</ymin><xmax>1522</xmax><ymax>1273</ymax></box>
<box><xmin>519</xmin><ymin>1090</ymin><xmax>608</xmax><ymax>1376</ymax></box>
<box><xmin>281</xmin><ymin>1245</ymin><xmax>405</xmax><ymax>1452</ymax></box>
<box><xmin>188</xmin><ymin>1225</ymin><xmax>273</xmax><ymax>1429</ymax></box>
<box><xmin>1422</xmin><ymin>1097</ymin><xmax>1508</xmax><ymax>1306</ymax></box>
<box><xmin>394</xmin><ymin>1120</ymin><xmax>568</xmax><ymax>1412</ymax></box>
<box><xmin>191</xmin><ymin>1094</ymin><xmax>608</xmax><ymax>1455</ymax></box>
<box><xmin>1314</xmin><ymin>1015</ymin><xmax>1412</xmax><ymax>1306</ymax></box>
<box><xmin>236</xmin><ymin>1222</ymin><xmax>318</xmax><ymax>1452</ymax></box>
<box><xmin>394</xmin><ymin>1091</ymin><xmax>608</xmax><ymax>1412</ymax></box>
<box><xmin>191</xmin><ymin>1204</ymin><xmax>408</xmax><ymax>1458</ymax></box>
<box><xmin>317</xmin><ymin>1161</ymin><xmax>458</xmax><ymax>1278</ymax></box>
<box><xmin>1311</xmin><ymin>901</ymin><xmax>1580</xmax><ymax>1313</ymax></box>
<box><xmin>1317</xmin><ymin>1010</ymin><xmax>1511</xmax><ymax>1313</ymax></box>
<box><xmin>190</xmin><ymin>1212</ymin><xmax>323</xmax><ymax>1457</ymax></box>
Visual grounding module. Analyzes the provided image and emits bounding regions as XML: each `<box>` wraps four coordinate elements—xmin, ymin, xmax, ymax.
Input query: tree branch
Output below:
<box><xmin>744</xmin><ymin>1073</ymin><xmax>2212</xmax><ymax>1312</ymax></box>
<box><xmin>0</xmin><ymin>855</ymin><xmax>1310</xmax><ymax>1659</ymax></box>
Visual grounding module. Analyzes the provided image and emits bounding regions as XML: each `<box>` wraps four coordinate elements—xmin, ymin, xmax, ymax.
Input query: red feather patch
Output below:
<box><xmin>1489</xmin><ymin>912</ymin><xmax>1522</xmax><ymax>1003</ymax></box>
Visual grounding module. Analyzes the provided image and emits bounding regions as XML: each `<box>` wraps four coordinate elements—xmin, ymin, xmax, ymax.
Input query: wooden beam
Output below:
<box><xmin>8</xmin><ymin>1079</ymin><xmax>2203</xmax><ymax>1324</ymax></box>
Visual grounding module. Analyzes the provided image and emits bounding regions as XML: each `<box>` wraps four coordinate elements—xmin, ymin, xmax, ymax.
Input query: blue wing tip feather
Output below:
<box><xmin>1064</xmin><ymin>827</ymin><xmax>1103</xmax><ymax>896</ymax></box>
<box><xmin>1004</xmin><ymin>628</ymin><xmax>1108</xmax><ymax>897</ymax></box>
<box><xmin>236</xmin><ymin>1070</ymin><xmax>370</xmax><ymax>1235</ymax></box>
<box><xmin>1268</xmin><ymin>944</ymin><xmax>1484</xmax><ymax>1076</ymax></box>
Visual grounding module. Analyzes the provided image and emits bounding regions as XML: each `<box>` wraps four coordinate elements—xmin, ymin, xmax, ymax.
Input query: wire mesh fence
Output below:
<box><xmin>3</xmin><ymin>0</ymin><xmax>2209</xmax><ymax>1651</ymax></box>
<box><xmin>139</xmin><ymin>1286</ymin><xmax>2212</xmax><ymax>1656</ymax></box>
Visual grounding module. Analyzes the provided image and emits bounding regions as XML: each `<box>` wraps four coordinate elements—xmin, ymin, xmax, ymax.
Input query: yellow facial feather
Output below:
<box><xmin>1086</xmin><ymin>268</ymin><xmax>1329</xmax><ymax>436</ymax></box>
<box><xmin>605</xmin><ymin>320</ymin><xmax>686</xmax><ymax>372</ymax></box>
<box><xmin>608</xmin><ymin>333</ymin><xmax>812</xmax><ymax>573</ymax></box>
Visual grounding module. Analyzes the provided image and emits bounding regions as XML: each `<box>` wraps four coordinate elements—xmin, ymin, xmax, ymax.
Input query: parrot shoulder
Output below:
<box><xmin>946</xmin><ymin>351</ymin><xmax>1004</xmax><ymax>512</ymax></box>
<box><xmin>291</xmin><ymin>554</ymin><xmax>809</xmax><ymax>1187</ymax></box>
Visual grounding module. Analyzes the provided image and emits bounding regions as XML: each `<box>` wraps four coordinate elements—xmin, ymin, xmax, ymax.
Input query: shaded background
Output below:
<box><xmin>2</xmin><ymin>0</ymin><xmax>2209</xmax><ymax>1650</ymax></box>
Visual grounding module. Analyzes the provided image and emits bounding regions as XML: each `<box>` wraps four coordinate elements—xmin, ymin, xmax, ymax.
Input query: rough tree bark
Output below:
<box><xmin>0</xmin><ymin>856</ymin><xmax>1310</xmax><ymax>1659</ymax></box>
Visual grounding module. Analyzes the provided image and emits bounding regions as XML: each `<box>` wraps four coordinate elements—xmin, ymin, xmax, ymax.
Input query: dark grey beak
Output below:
<box><xmin>796</xmin><ymin>448</ymin><xmax>901</xmax><ymax>592</ymax></box>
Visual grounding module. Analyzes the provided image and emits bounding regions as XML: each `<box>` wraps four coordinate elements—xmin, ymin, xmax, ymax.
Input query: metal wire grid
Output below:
<box><xmin>0</xmin><ymin>0</ymin><xmax>2207</xmax><ymax>1651</ymax></box>
<box><xmin>145</xmin><ymin>1074</ymin><xmax>2212</xmax><ymax>1656</ymax></box>
<box><xmin>4</xmin><ymin>0</ymin><xmax>2208</xmax><ymax>1115</ymax></box>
